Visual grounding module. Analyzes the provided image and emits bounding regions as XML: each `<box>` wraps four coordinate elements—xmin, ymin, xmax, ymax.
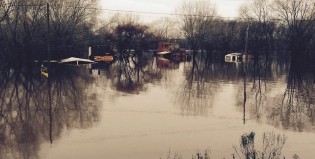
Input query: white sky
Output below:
<box><xmin>99</xmin><ymin>0</ymin><xmax>249</xmax><ymax>22</ymax></box>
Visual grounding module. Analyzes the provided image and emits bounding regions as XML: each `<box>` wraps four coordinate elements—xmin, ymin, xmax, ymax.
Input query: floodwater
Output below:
<box><xmin>1</xmin><ymin>54</ymin><xmax>315</xmax><ymax>159</ymax></box>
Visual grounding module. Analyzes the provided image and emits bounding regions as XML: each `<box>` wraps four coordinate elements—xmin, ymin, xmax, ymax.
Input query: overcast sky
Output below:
<box><xmin>99</xmin><ymin>0</ymin><xmax>249</xmax><ymax>22</ymax></box>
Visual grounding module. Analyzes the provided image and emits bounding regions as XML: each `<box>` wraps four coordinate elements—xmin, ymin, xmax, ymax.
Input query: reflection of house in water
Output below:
<box><xmin>224</xmin><ymin>60</ymin><xmax>243</xmax><ymax>72</ymax></box>
<box><xmin>172</xmin><ymin>52</ymin><xmax>191</xmax><ymax>62</ymax></box>
<box><xmin>156</xmin><ymin>57</ymin><xmax>179</xmax><ymax>69</ymax></box>
<box><xmin>91</xmin><ymin>62</ymin><xmax>113</xmax><ymax>69</ymax></box>
<box><xmin>89</xmin><ymin>62</ymin><xmax>114</xmax><ymax>75</ymax></box>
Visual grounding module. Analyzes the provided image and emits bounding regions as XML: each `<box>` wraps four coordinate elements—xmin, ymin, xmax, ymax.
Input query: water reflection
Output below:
<box><xmin>172</xmin><ymin>51</ymin><xmax>315</xmax><ymax>132</ymax></box>
<box><xmin>266</xmin><ymin>55</ymin><xmax>315</xmax><ymax>132</ymax></box>
<box><xmin>176</xmin><ymin>54</ymin><xmax>218</xmax><ymax>116</ymax></box>
<box><xmin>0</xmin><ymin>63</ymin><xmax>100</xmax><ymax>159</ymax></box>
<box><xmin>156</xmin><ymin>57</ymin><xmax>179</xmax><ymax>69</ymax></box>
<box><xmin>1</xmin><ymin>51</ymin><xmax>315</xmax><ymax>158</ymax></box>
<box><xmin>177</xmin><ymin>52</ymin><xmax>250</xmax><ymax>116</ymax></box>
<box><xmin>243</xmin><ymin>56</ymin><xmax>273</xmax><ymax>123</ymax></box>
<box><xmin>109</xmin><ymin>53</ymin><xmax>155</xmax><ymax>93</ymax></box>
<box><xmin>243</xmin><ymin>53</ymin><xmax>315</xmax><ymax>132</ymax></box>
<box><xmin>91</xmin><ymin>53</ymin><xmax>184</xmax><ymax>94</ymax></box>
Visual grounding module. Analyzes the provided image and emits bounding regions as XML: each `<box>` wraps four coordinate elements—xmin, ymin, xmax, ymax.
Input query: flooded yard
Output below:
<box><xmin>2</xmin><ymin>0</ymin><xmax>315</xmax><ymax>158</ymax></box>
<box><xmin>1</xmin><ymin>55</ymin><xmax>315</xmax><ymax>159</ymax></box>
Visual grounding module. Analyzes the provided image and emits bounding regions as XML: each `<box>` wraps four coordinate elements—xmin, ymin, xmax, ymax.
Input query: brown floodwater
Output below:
<box><xmin>1</xmin><ymin>55</ymin><xmax>315</xmax><ymax>159</ymax></box>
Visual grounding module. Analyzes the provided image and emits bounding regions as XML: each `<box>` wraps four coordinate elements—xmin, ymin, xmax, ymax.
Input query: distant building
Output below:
<box><xmin>89</xmin><ymin>45</ymin><xmax>114</xmax><ymax>62</ymax></box>
<box><xmin>157</xmin><ymin>42</ymin><xmax>179</xmax><ymax>52</ymax></box>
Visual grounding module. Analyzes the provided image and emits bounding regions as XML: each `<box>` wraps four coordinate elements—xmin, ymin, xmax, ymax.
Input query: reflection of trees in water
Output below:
<box><xmin>0</xmin><ymin>64</ymin><xmax>99</xmax><ymax>159</ymax></box>
<box><xmin>178</xmin><ymin>58</ymin><xmax>212</xmax><ymax>116</ymax></box>
<box><xmin>243</xmin><ymin>54</ymin><xmax>315</xmax><ymax>132</ymax></box>
<box><xmin>235</xmin><ymin>56</ymin><xmax>284</xmax><ymax>120</ymax></box>
<box><xmin>177</xmin><ymin>53</ymin><xmax>234</xmax><ymax>116</ymax></box>
<box><xmin>268</xmin><ymin>58</ymin><xmax>315</xmax><ymax>132</ymax></box>
<box><xmin>109</xmin><ymin>53</ymin><xmax>159</xmax><ymax>94</ymax></box>
<box><xmin>244</xmin><ymin>56</ymin><xmax>274</xmax><ymax>119</ymax></box>
<box><xmin>97</xmin><ymin>53</ymin><xmax>184</xmax><ymax>94</ymax></box>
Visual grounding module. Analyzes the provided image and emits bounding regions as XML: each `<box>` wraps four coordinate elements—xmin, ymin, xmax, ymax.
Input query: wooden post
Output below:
<box><xmin>47</xmin><ymin>3</ymin><xmax>53</xmax><ymax>143</ymax></box>
<box><xmin>47</xmin><ymin>3</ymin><xmax>50</xmax><ymax>63</ymax></box>
<box><xmin>245</xmin><ymin>24</ymin><xmax>249</xmax><ymax>59</ymax></box>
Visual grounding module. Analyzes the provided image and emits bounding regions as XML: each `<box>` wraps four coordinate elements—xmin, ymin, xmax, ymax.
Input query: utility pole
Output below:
<box><xmin>245</xmin><ymin>24</ymin><xmax>249</xmax><ymax>60</ymax></box>
<box><xmin>243</xmin><ymin>69</ymin><xmax>247</xmax><ymax>125</ymax></box>
<box><xmin>243</xmin><ymin>22</ymin><xmax>249</xmax><ymax>124</ymax></box>
<box><xmin>46</xmin><ymin>2</ymin><xmax>53</xmax><ymax>143</ymax></box>
<box><xmin>47</xmin><ymin>3</ymin><xmax>50</xmax><ymax>63</ymax></box>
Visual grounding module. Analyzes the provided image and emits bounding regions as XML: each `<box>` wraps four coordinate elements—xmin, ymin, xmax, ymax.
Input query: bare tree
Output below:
<box><xmin>0</xmin><ymin>0</ymin><xmax>47</xmax><ymax>62</ymax></box>
<box><xmin>0</xmin><ymin>0</ymin><xmax>12</xmax><ymax>23</ymax></box>
<box><xmin>49</xmin><ymin>0</ymin><xmax>99</xmax><ymax>58</ymax></box>
<box><xmin>240</xmin><ymin>0</ymin><xmax>276</xmax><ymax>55</ymax></box>
<box><xmin>233</xmin><ymin>132</ymin><xmax>287</xmax><ymax>159</ymax></box>
<box><xmin>272</xmin><ymin>0</ymin><xmax>315</xmax><ymax>55</ymax></box>
<box><xmin>0</xmin><ymin>0</ymin><xmax>99</xmax><ymax>61</ymax></box>
<box><xmin>241</xmin><ymin>0</ymin><xmax>271</xmax><ymax>23</ymax></box>
<box><xmin>113</xmin><ymin>12</ymin><xmax>140</xmax><ymax>26</ymax></box>
<box><xmin>149</xmin><ymin>17</ymin><xmax>181</xmax><ymax>40</ymax></box>
<box><xmin>177</xmin><ymin>0</ymin><xmax>217</xmax><ymax>55</ymax></box>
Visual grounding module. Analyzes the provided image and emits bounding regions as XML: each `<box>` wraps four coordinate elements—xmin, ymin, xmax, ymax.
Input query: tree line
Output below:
<box><xmin>0</xmin><ymin>0</ymin><xmax>100</xmax><ymax>64</ymax></box>
<box><xmin>1</xmin><ymin>0</ymin><xmax>315</xmax><ymax>64</ymax></box>
<box><xmin>178</xmin><ymin>0</ymin><xmax>315</xmax><ymax>60</ymax></box>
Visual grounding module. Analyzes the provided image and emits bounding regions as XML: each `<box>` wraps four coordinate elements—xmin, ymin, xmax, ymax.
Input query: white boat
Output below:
<box><xmin>225</xmin><ymin>53</ymin><xmax>243</xmax><ymax>62</ymax></box>
<box><xmin>59</xmin><ymin>57</ymin><xmax>94</xmax><ymax>65</ymax></box>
